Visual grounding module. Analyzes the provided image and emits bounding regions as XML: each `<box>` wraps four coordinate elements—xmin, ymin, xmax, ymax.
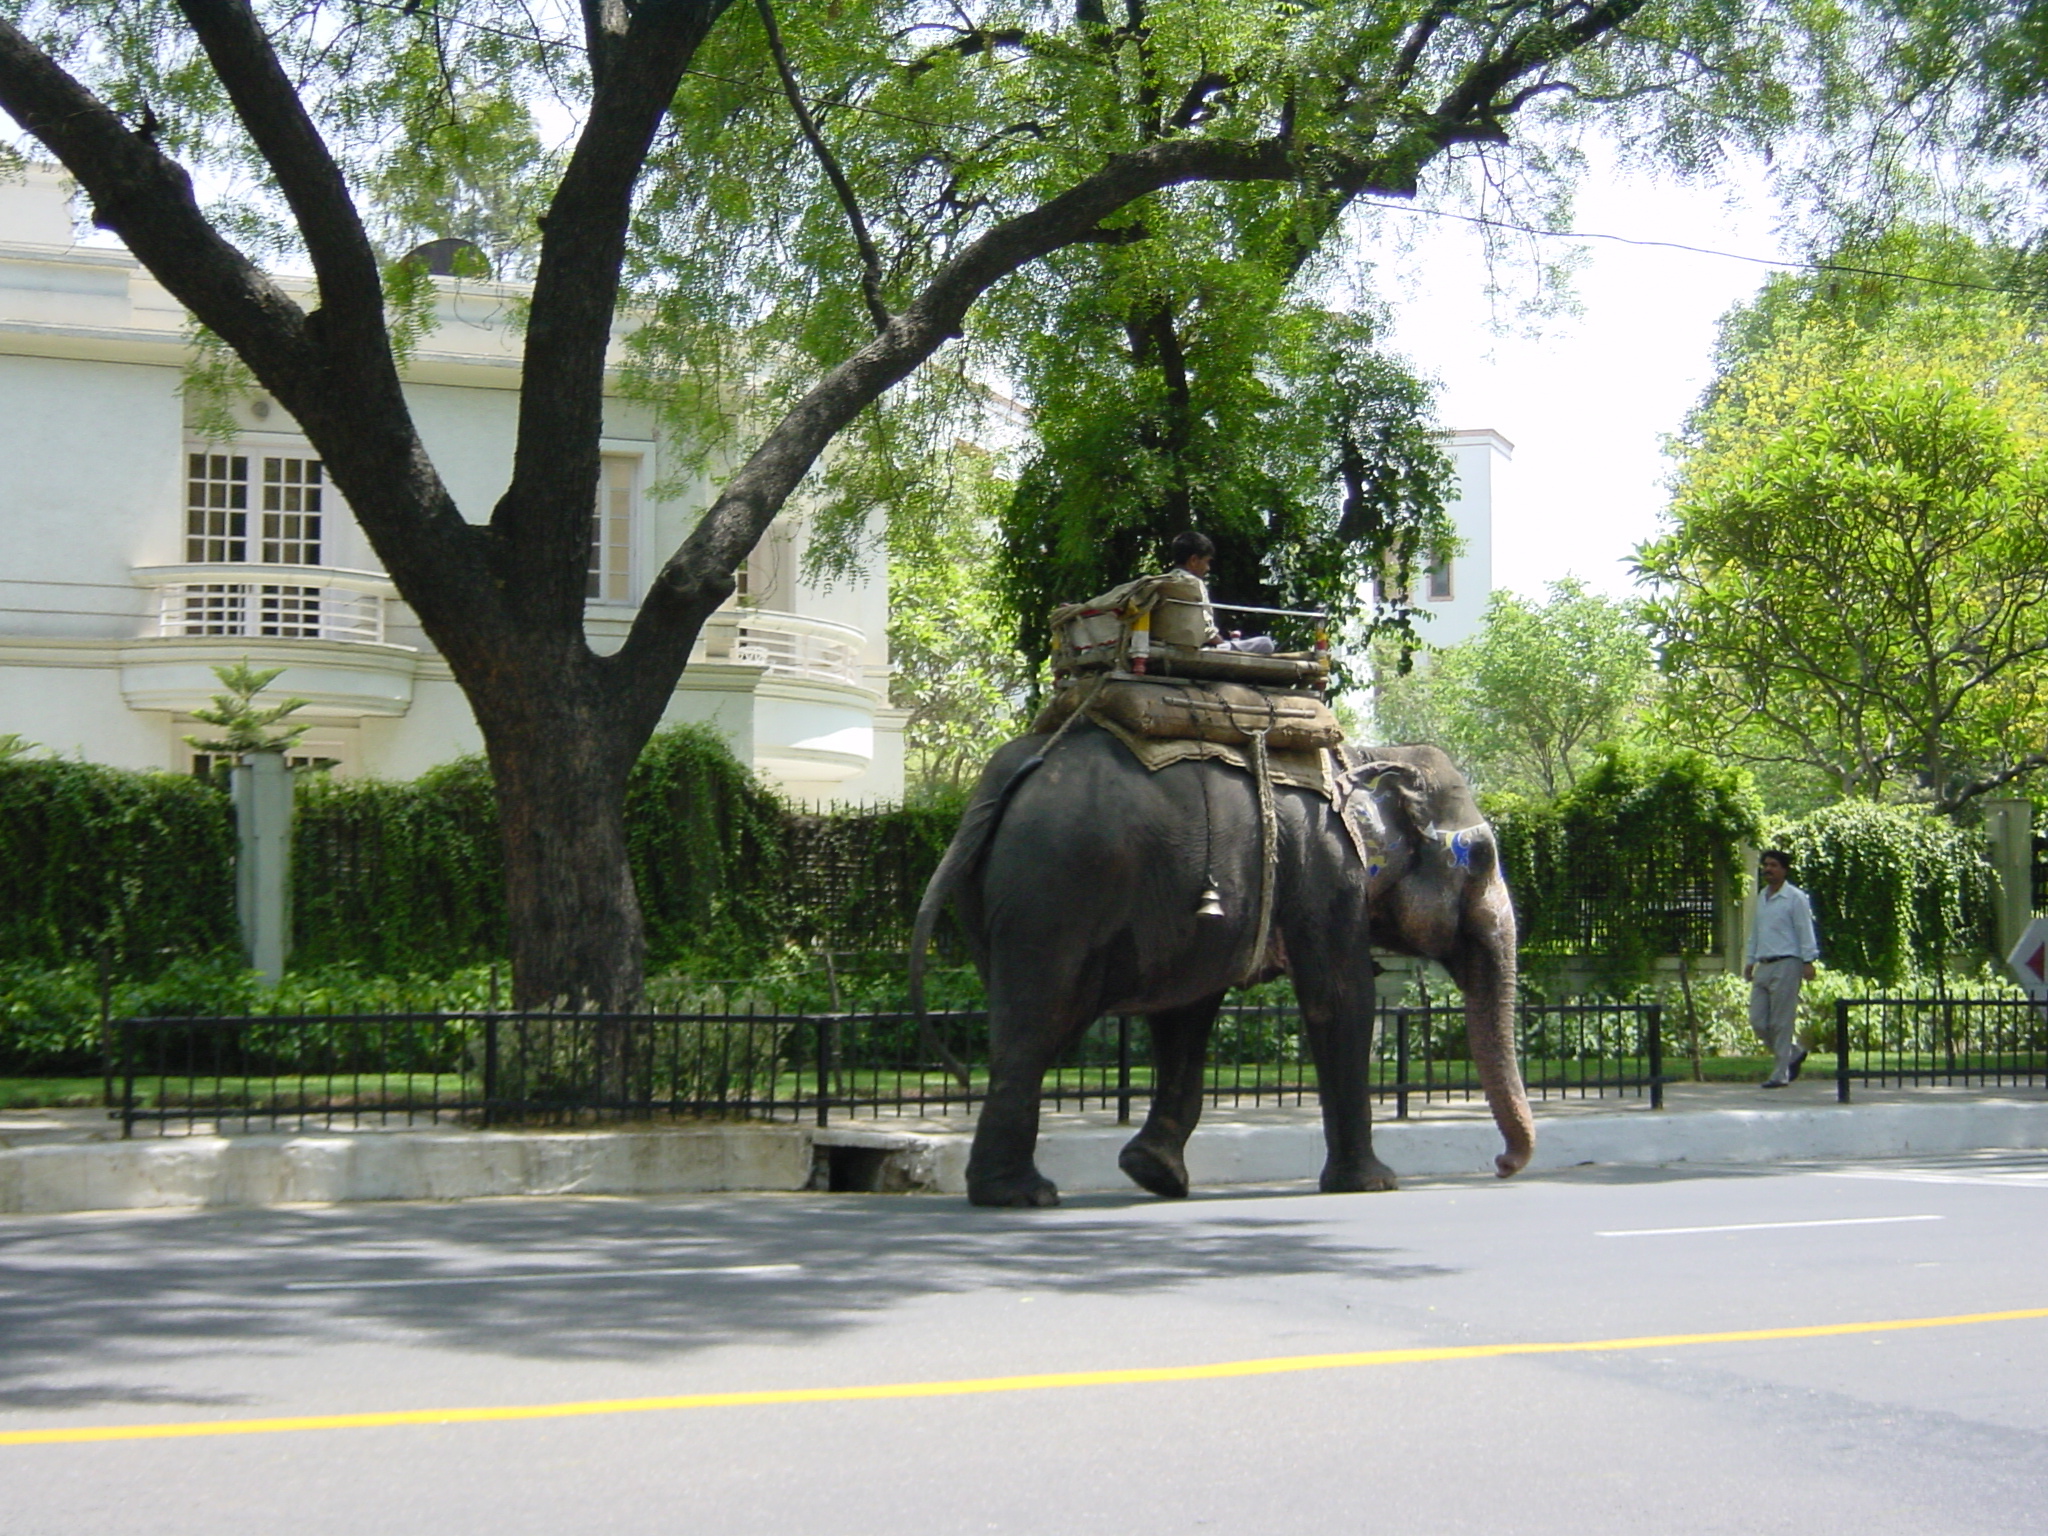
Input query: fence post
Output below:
<box><xmin>1395</xmin><ymin>1009</ymin><xmax>1410</xmax><ymax>1120</ymax></box>
<box><xmin>480</xmin><ymin>1012</ymin><xmax>498</xmax><ymax>1128</ymax></box>
<box><xmin>1835</xmin><ymin>998</ymin><xmax>1851</xmax><ymax>1104</ymax></box>
<box><xmin>118</xmin><ymin>1016</ymin><xmax>136</xmax><ymax>1140</ymax></box>
<box><xmin>1647</xmin><ymin>1004</ymin><xmax>1663</xmax><ymax>1110</ymax></box>
<box><xmin>1116</xmin><ymin>1015</ymin><xmax>1132</xmax><ymax>1125</ymax></box>
<box><xmin>97</xmin><ymin>939</ymin><xmax>114</xmax><ymax>1113</ymax></box>
<box><xmin>816</xmin><ymin>1017</ymin><xmax>833</xmax><ymax>1129</ymax></box>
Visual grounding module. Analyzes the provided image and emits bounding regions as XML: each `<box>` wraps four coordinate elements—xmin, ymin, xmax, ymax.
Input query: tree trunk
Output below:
<box><xmin>477</xmin><ymin>683</ymin><xmax>648</xmax><ymax>1016</ymax></box>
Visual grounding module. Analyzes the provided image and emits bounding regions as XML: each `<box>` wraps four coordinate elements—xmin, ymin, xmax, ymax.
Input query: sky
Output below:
<box><xmin>1367</xmin><ymin>159</ymin><xmax>1790</xmax><ymax>601</ymax></box>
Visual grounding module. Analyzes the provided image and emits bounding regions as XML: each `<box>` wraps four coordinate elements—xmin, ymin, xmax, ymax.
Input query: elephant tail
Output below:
<box><xmin>911</xmin><ymin>752</ymin><xmax>1049</xmax><ymax>1090</ymax></box>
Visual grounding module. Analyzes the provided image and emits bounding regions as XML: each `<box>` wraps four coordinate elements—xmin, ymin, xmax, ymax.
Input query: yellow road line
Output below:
<box><xmin>6</xmin><ymin>1306</ymin><xmax>2045</xmax><ymax>1448</ymax></box>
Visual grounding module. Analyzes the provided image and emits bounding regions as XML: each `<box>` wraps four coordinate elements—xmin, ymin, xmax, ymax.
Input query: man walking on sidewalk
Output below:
<box><xmin>1744</xmin><ymin>849</ymin><xmax>1820</xmax><ymax>1088</ymax></box>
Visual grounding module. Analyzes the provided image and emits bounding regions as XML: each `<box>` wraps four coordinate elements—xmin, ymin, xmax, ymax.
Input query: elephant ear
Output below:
<box><xmin>1338</xmin><ymin>758</ymin><xmax>1437</xmax><ymax>840</ymax></box>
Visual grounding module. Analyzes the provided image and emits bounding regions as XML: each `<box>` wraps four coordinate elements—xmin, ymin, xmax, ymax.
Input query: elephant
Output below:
<box><xmin>910</xmin><ymin>723</ymin><xmax>1534</xmax><ymax>1207</ymax></box>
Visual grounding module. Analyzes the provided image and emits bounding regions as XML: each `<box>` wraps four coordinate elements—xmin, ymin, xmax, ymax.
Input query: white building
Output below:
<box><xmin>1395</xmin><ymin>426</ymin><xmax>1509</xmax><ymax>648</ymax></box>
<box><xmin>0</xmin><ymin>166</ymin><xmax>904</xmax><ymax>805</ymax></box>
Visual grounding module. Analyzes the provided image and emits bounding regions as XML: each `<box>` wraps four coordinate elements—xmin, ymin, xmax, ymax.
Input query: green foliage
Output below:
<box><xmin>1</xmin><ymin>723</ymin><xmax>967</xmax><ymax>999</ymax></box>
<box><xmin>0</xmin><ymin>757</ymin><xmax>237</xmax><ymax>970</ymax></box>
<box><xmin>888</xmin><ymin>457</ymin><xmax>1034</xmax><ymax>795</ymax></box>
<box><xmin>1373</xmin><ymin>579</ymin><xmax>1656</xmax><ymax>797</ymax></box>
<box><xmin>611</xmin><ymin>0</ymin><xmax>1830</xmax><ymax>580</ymax></box>
<box><xmin>1774</xmin><ymin>801</ymin><xmax>1995</xmax><ymax>984</ymax></box>
<box><xmin>1643</xmin><ymin>300</ymin><xmax>2048</xmax><ymax>815</ymax></box>
<box><xmin>777</xmin><ymin>793</ymin><xmax>969</xmax><ymax>959</ymax></box>
<box><xmin>994</xmin><ymin>298</ymin><xmax>1456</xmax><ymax>688</ymax></box>
<box><xmin>364</xmin><ymin>87</ymin><xmax>553</xmax><ymax>281</ymax></box>
<box><xmin>182</xmin><ymin>660</ymin><xmax>311</xmax><ymax>756</ymax></box>
<box><xmin>291</xmin><ymin>756</ymin><xmax>507</xmax><ymax>973</ymax></box>
<box><xmin>627</xmin><ymin>725</ymin><xmax>791</xmax><ymax>973</ymax></box>
<box><xmin>1493</xmin><ymin>745</ymin><xmax>1763</xmax><ymax>987</ymax></box>
<box><xmin>0</xmin><ymin>957</ymin><xmax>504</xmax><ymax>1074</ymax></box>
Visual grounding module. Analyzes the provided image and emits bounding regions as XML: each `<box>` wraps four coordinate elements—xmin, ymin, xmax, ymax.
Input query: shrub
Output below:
<box><xmin>1775</xmin><ymin>801</ymin><xmax>1994</xmax><ymax>984</ymax></box>
<box><xmin>0</xmin><ymin>758</ymin><xmax>236</xmax><ymax>969</ymax></box>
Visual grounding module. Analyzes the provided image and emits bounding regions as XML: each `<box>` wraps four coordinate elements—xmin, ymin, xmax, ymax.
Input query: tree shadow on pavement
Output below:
<box><xmin>0</xmin><ymin>1189</ymin><xmax>1457</xmax><ymax>1409</ymax></box>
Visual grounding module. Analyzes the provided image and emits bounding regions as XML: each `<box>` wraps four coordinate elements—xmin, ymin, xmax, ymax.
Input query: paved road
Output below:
<box><xmin>2</xmin><ymin>1152</ymin><xmax>2045</xmax><ymax>1535</ymax></box>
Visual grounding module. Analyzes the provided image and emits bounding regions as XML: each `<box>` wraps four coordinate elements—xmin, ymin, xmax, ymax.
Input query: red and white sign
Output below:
<box><xmin>2008</xmin><ymin>916</ymin><xmax>2048</xmax><ymax>998</ymax></box>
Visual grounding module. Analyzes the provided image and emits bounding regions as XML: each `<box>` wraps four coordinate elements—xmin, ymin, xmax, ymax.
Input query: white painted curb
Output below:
<box><xmin>3</xmin><ymin>1100</ymin><xmax>2045</xmax><ymax>1215</ymax></box>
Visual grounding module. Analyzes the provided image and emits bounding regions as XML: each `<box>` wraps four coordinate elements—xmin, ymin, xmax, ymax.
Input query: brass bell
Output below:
<box><xmin>1195</xmin><ymin>884</ymin><xmax>1226</xmax><ymax>919</ymax></box>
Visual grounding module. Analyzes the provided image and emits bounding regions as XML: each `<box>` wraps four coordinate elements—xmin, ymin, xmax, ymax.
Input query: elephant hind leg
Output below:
<box><xmin>1118</xmin><ymin>996</ymin><xmax>1225</xmax><ymax>1199</ymax></box>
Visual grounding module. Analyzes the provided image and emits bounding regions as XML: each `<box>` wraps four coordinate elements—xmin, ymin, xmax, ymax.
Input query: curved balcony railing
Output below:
<box><xmin>133</xmin><ymin>564</ymin><xmax>395</xmax><ymax>646</ymax></box>
<box><xmin>700</xmin><ymin>608</ymin><xmax>866</xmax><ymax>689</ymax></box>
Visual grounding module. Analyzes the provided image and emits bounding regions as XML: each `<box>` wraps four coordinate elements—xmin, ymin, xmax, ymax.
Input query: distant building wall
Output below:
<box><xmin>1409</xmin><ymin>427</ymin><xmax>1510</xmax><ymax>648</ymax></box>
<box><xmin>0</xmin><ymin>164</ymin><xmax>903</xmax><ymax>804</ymax></box>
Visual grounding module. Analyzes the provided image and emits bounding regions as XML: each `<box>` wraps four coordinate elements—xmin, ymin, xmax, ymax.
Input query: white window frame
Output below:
<box><xmin>588</xmin><ymin>455</ymin><xmax>638</xmax><ymax>603</ymax></box>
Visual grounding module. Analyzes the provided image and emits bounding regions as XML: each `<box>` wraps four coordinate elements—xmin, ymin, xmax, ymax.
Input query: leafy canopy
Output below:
<box><xmin>1641</xmin><ymin>293</ymin><xmax>2048</xmax><ymax>815</ymax></box>
<box><xmin>1373</xmin><ymin>578</ymin><xmax>1656</xmax><ymax>799</ymax></box>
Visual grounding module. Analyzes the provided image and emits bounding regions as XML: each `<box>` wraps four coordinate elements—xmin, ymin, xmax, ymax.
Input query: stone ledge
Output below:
<box><xmin>5</xmin><ymin>1099</ymin><xmax>2047</xmax><ymax>1215</ymax></box>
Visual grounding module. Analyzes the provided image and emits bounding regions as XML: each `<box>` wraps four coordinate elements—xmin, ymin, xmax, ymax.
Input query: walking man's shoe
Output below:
<box><xmin>1761</xmin><ymin>1075</ymin><xmax>1789</xmax><ymax>1089</ymax></box>
<box><xmin>1788</xmin><ymin>1046</ymin><xmax>1810</xmax><ymax>1082</ymax></box>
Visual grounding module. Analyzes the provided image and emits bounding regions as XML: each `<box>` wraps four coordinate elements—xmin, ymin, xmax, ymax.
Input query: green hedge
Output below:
<box><xmin>1492</xmin><ymin>746</ymin><xmax>1763</xmax><ymax>984</ymax></box>
<box><xmin>0</xmin><ymin>757</ymin><xmax>237</xmax><ymax>970</ymax></box>
<box><xmin>1</xmin><ymin>726</ymin><xmax>963</xmax><ymax>985</ymax></box>
<box><xmin>1774</xmin><ymin>801</ymin><xmax>1994</xmax><ymax>984</ymax></box>
<box><xmin>292</xmin><ymin>756</ymin><xmax>506</xmax><ymax>972</ymax></box>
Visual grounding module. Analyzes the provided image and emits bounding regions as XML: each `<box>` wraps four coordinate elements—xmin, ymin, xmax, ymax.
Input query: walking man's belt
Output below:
<box><xmin>1756</xmin><ymin>955</ymin><xmax>1799</xmax><ymax>962</ymax></box>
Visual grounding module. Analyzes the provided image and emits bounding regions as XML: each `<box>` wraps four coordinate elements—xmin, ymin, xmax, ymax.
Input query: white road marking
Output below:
<box><xmin>1595</xmin><ymin>1215</ymin><xmax>1943</xmax><ymax>1238</ymax></box>
<box><xmin>1820</xmin><ymin>1169</ymin><xmax>2048</xmax><ymax>1189</ymax></box>
<box><xmin>283</xmin><ymin>1263</ymin><xmax>802</xmax><ymax>1291</ymax></box>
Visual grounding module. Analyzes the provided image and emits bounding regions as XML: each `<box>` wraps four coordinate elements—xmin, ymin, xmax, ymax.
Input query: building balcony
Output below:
<box><xmin>699</xmin><ymin>608</ymin><xmax>869</xmax><ymax>691</ymax></box>
<box><xmin>133</xmin><ymin>563</ymin><xmax>396</xmax><ymax>644</ymax></box>
<box><xmin>123</xmin><ymin>563</ymin><xmax>416</xmax><ymax>717</ymax></box>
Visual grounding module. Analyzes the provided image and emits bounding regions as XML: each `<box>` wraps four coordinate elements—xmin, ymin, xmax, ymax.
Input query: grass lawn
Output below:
<box><xmin>0</xmin><ymin>1077</ymin><xmax>106</xmax><ymax>1109</ymax></box>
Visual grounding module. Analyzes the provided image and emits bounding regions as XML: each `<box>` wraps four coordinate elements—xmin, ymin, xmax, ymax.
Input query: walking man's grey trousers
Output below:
<box><xmin>1749</xmin><ymin>957</ymin><xmax>1805</xmax><ymax>1077</ymax></box>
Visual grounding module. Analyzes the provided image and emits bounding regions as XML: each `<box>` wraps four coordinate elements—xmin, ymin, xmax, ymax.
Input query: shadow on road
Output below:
<box><xmin>0</xmin><ymin>1189</ymin><xmax>1457</xmax><ymax>1409</ymax></box>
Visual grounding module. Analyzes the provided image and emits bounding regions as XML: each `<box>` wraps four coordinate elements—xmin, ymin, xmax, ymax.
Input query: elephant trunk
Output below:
<box><xmin>1461</xmin><ymin>893</ymin><xmax>1534</xmax><ymax>1178</ymax></box>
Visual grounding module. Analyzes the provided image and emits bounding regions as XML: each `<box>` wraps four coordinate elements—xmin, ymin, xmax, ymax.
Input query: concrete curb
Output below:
<box><xmin>4</xmin><ymin>1099</ymin><xmax>2047</xmax><ymax>1215</ymax></box>
<box><xmin>0</xmin><ymin>1127</ymin><xmax>813</xmax><ymax>1216</ymax></box>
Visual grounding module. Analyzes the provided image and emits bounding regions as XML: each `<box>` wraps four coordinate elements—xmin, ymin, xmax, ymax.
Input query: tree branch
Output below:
<box><xmin>0</xmin><ymin>17</ymin><xmax>314</xmax><ymax>382</ymax></box>
<box><xmin>502</xmin><ymin>0</ymin><xmax>737</xmax><ymax>614</ymax></box>
<box><xmin>176</xmin><ymin>0</ymin><xmax>388</xmax><ymax>354</ymax></box>
<box><xmin>755</xmin><ymin>0</ymin><xmax>891</xmax><ymax>333</ymax></box>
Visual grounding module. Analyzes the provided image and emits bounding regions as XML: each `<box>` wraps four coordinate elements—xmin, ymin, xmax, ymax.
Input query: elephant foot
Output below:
<box><xmin>967</xmin><ymin>1170</ymin><xmax>1061</xmax><ymax>1208</ymax></box>
<box><xmin>1321</xmin><ymin>1158</ymin><xmax>1399</xmax><ymax>1194</ymax></box>
<box><xmin>1118</xmin><ymin>1137</ymin><xmax>1190</xmax><ymax>1199</ymax></box>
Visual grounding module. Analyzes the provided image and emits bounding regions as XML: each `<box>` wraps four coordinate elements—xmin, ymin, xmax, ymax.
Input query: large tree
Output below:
<box><xmin>1640</xmin><ymin>305</ymin><xmax>2048</xmax><ymax>815</ymax></box>
<box><xmin>0</xmin><ymin>1</ymin><xmax>1828</xmax><ymax>1006</ymax></box>
<box><xmin>1371</xmin><ymin>578</ymin><xmax>1655</xmax><ymax>799</ymax></box>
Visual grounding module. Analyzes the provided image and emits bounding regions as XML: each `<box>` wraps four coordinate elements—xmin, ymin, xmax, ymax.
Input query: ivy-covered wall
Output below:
<box><xmin>0</xmin><ymin>726</ymin><xmax>964</xmax><ymax>983</ymax></box>
<box><xmin>0</xmin><ymin>757</ymin><xmax>237</xmax><ymax>969</ymax></box>
<box><xmin>0</xmin><ymin>732</ymin><xmax>2004</xmax><ymax>1000</ymax></box>
<box><xmin>1774</xmin><ymin>801</ymin><xmax>1995</xmax><ymax>984</ymax></box>
<box><xmin>1491</xmin><ymin>746</ymin><xmax>1763</xmax><ymax>984</ymax></box>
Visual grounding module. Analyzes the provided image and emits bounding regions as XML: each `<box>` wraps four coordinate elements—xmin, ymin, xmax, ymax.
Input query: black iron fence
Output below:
<box><xmin>111</xmin><ymin>998</ymin><xmax>1667</xmax><ymax>1137</ymax></box>
<box><xmin>1831</xmin><ymin>996</ymin><xmax>2048</xmax><ymax>1100</ymax></box>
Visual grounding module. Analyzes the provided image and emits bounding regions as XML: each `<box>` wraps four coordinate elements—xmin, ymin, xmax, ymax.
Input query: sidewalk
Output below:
<box><xmin>3</xmin><ymin>1079</ymin><xmax>2046</xmax><ymax>1215</ymax></box>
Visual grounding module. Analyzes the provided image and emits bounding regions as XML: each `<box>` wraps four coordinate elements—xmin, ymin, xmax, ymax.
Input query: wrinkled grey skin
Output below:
<box><xmin>911</xmin><ymin>724</ymin><xmax>1534</xmax><ymax>1207</ymax></box>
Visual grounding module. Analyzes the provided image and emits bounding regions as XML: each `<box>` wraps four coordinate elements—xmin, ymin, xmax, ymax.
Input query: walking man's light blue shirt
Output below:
<box><xmin>1746</xmin><ymin>882</ymin><xmax>1820</xmax><ymax>966</ymax></box>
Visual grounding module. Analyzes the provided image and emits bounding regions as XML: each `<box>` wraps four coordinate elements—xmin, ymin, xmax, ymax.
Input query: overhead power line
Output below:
<box><xmin>1387</xmin><ymin>204</ymin><xmax>2020</xmax><ymax>297</ymax></box>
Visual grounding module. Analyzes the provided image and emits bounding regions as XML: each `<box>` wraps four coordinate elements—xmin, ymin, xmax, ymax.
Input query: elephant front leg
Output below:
<box><xmin>1298</xmin><ymin>989</ymin><xmax>1397</xmax><ymax>1194</ymax></box>
<box><xmin>1119</xmin><ymin>996</ymin><xmax>1224</xmax><ymax>1199</ymax></box>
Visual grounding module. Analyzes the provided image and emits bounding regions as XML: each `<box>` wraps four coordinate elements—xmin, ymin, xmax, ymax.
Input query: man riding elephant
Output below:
<box><xmin>912</xmin><ymin>715</ymin><xmax>1533</xmax><ymax>1207</ymax></box>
